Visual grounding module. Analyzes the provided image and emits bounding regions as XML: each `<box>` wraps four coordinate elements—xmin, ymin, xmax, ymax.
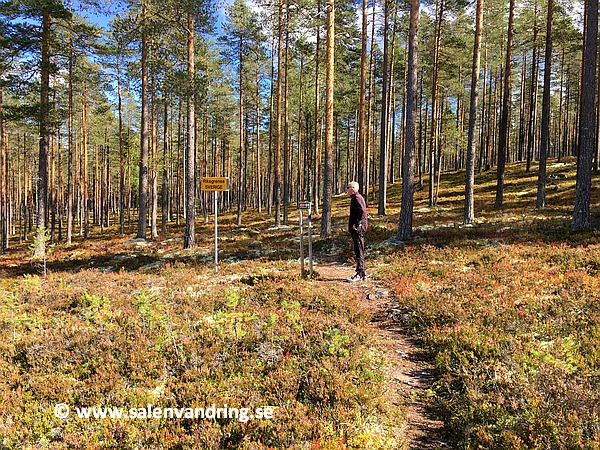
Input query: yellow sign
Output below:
<box><xmin>201</xmin><ymin>177</ymin><xmax>229</xmax><ymax>192</ymax></box>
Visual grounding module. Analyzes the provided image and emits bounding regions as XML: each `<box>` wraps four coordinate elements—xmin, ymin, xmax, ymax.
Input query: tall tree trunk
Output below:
<box><xmin>526</xmin><ymin>8</ymin><xmax>539</xmax><ymax>173</ymax></box>
<box><xmin>387</xmin><ymin>8</ymin><xmax>398</xmax><ymax>183</ymax></box>
<box><xmin>297</xmin><ymin>58</ymin><xmax>304</xmax><ymax>203</ymax></box>
<box><xmin>321</xmin><ymin>0</ymin><xmax>334</xmax><ymax>237</ymax></box>
<box><xmin>150</xmin><ymin>83</ymin><xmax>158</xmax><ymax>238</ymax></box>
<box><xmin>162</xmin><ymin>100</ymin><xmax>169</xmax><ymax>234</ymax></box>
<box><xmin>83</xmin><ymin>94</ymin><xmax>90</xmax><ymax>239</ymax></box>
<box><xmin>428</xmin><ymin>0</ymin><xmax>445</xmax><ymax>206</ymax></box>
<box><xmin>557</xmin><ymin>47</ymin><xmax>565</xmax><ymax>160</ymax></box>
<box><xmin>572</xmin><ymin>0</ymin><xmax>598</xmax><ymax>228</ymax></box>
<box><xmin>127</xmin><ymin>124</ymin><xmax>132</xmax><ymax>227</ymax></box>
<box><xmin>56</xmin><ymin>125</ymin><xmax>63</xmax><ymax>243</ymax></box>
<box><xmin>365</xmin><ymin>0</ymin><xmax>377</xmax><ymax>205</ymax></box>
<box><xmin>50</xmin><ymin>72</ymin><xmax>57</xmax><ymax>243</ymax></box>
<box><xmin>478</xmin><ymin>47</ymin><xmax>488</xmax><ymax>173</ymax></box>
<box><xmin>256</xmin><ymin>69</ymin><xmax>263</xmax><ymax>212</ymax></box>
<box><xmin>66</xmin><ymin>31</ymin><xmax>74</xmax><ymax>244</ymax></box>
<box><xmin>283</xmin><ymin>8</ymin><xmax>290</xmax><ymax>223</ymax></box>
<box><xmin>596</xmin><ymin>42</ymin><xmax>600</xmax><ymax>171</ymax></box>
<box><xmin>184</xmin><ymin>12</ymin><xmax>196</xmax><ymax>248</ymax></box>
<box><xmin>563</xmin><ymin>65</ymin><xmax>571</xmax><ymax>160</ymax></box>
<box><xmin>117</xmin><ymin>54</ymin><xmax>125</xmax><ymax>235</ymax></box>
<box><xmin>104</xmin><ymin>129</ymin><xmax>110</xmax><ymax>228</ymax></box>
<box><xmin>398</xmin><ymin>0</ymin><xmax>420</xmax><ymax>240</ymax></box>
<box><xmin>34</xmin><ymin>8</ymin><xmax>52</xmax><ymax>258</ymax></box>
<box><xmin>237</xmin><ymin>32</ymin><xmax>244</xmax><ymax>227</ymax></box>
<box><xmin>357</xmin><ymin>0</ymin><xmax>368</xmax><ymax>193</ymax></box>
<box><xmin>274</xmin><ymin>0</ymin><xmax>283</xmax><ymax>226</ymax></box>
<box><xmin>378</xmin><ymin>0</ymin><xmax>390</xmax><ymax>215</ymax></box>
<box><xmin>312</xmin><ymin>0</ymin><xmax>322</xmax><ymax>214</ymax></box>
<box><xmin>0</xmin><ymin>85</ymin><xmax>6</xmax><ymax>252</ymax></box>
<box><xmin>494</xmin><ymin>0</ymin><xmax>515</xmax><ymax>209</ymax></box>
<box><xmin>94</xmin><ymin>142</ymin><xmax>99</xmax><ymax>225</ymax></box>
<box><xmin>464</xmin><ymin>0</ymin><xmax>484</xmax><ymax>224</ymax></box>
<box><xmin>137</xmin><ymin>2</ymin><xmax>149</xmax><ymax>239</ymax></box>
<box><xmin>419</xmin><ymin>82</ymin><xmax>425</xmax><ymax>188</ymax></box>
<box><xmin>268</xmin><ymin>35</ymin><xmax>275</xmax><ymax>215</ymax></box>
<box><xmin>536</xmin><ymin>0</ymin><xmax>553</xmax><ymax>209</ymax></box>
<box><xmin>517</xmin><ymin>51</ymin><xmax>527</xmax><ymax>162</ymax></box>
<box><xmin>176</xmin><ymin>104</ymin><xmax>181</xmax><ymax>224</ymax></box>
<box><xmin>399</xmin><ymin>38</ymin><xmax>409</xmax><ymax>181</ymax></box>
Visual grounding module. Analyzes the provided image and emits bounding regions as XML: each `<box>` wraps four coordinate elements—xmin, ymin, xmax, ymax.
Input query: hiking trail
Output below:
<box><xmin>316</xmin><ymin>259</ymin><xmax>450</xmax><ymax>450</ymax></box>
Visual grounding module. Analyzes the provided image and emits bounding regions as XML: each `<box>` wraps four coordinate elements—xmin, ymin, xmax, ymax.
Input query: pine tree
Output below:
<box><xmin>572</xmin><ymin>0</ymin><xmax>597</xmax><ymax>229</ymax></box>
<box><xmin>398</xmin><ymin>0</ymin><xmax>420</xmax><ymax>240</ymax></box>
<box><xmin>1</xmin><ymin>0</ymin><xmax>71</xmax><ymax>257</ymax></box>
<box><xmin>536</xmin><ymin>0</ymin><xmax>553</xmax><ymax>209</ymax></box>
<box><xmin>464</xmin><ymin>0</ymin><xmax>484</xmax><ymax>224</ymax></box>
<box><xmin>494</xmin><ymin>0</ymin><xmax>515</xmax><ymax>209</ymax></box>
<box><xmin>320</xmin><ymin>0</ymin><xmax>334</xmax><ymax>236</ymax></box>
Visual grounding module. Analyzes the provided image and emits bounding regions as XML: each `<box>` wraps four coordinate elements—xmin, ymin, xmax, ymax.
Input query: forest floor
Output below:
<box><xmin>2</xmin><ymin>159</ymin><xmax>600</xmax><ymax>449</ymax></box>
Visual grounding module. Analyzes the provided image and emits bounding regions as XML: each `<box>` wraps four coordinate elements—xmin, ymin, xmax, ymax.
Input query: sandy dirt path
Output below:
<box><xmin>316</xmin><ymin>259</ymin><xmax>450</xmax><ymax>449</ymax></box>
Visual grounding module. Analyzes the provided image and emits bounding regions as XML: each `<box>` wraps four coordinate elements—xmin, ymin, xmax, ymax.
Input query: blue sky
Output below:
<box><xmin>76</xmin><ymin>0</ymin><xmax>232</xmax><ymax>31</ymax></box>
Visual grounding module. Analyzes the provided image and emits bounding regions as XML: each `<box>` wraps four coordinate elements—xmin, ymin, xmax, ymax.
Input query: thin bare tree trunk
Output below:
<box><xmin>378</xmin><ymin>0</ymin><xmax>390</xmax><ymax>215</ymax></box>
<box><xmin>162</xmin><ymin>100</ymin><xmax>169</xmax><ymax>234</ymax></box>
<box><xmin>256</xmin><ymin>69</ymin><xmax>262</xmax><ymax>212</ymax></box>
<box><xmin>297</xmin><ymin>57</ymin><xmax>304</xmax><ymax>204</ymax></box>
<box><xmin>137</xmin><ymin>2</ymin><xmax>149</xmax><ymax>239</ymax></box>
<box><xmin>268</xmin><ymin>35</ymin><xmax>275</xmax><ymax>215</ymax></box>
<box><xmin>357</xmin><ymin>0</ymin><xmax>368</xmax><ymax>193</ymax></box>
<box><xmin>150</xmin><ymin>83</ymin><xmax>158</xmax><ymax>238</ymax></box>
<box><xmin>34</xmin><ymin>8</ymin><xmax>52</xmax><ymax>258</ymax></box>
<box><xmin>66</xmin><ymin>31</ymin><xmax>74</xmax><ymax>244</ymax></box>
<box><xmin>364</xmin><ymin>0</ymin><xmax>377</xmax><ymax>204</ymax></box>
<box><xmin>117</xmin><ymin>54</ymin><xmax>125</xmax><ymax>235</ymax></box>
<box><xmin>558</xmin><ymin>48</ymin><xmax>565</xmax><ymax>160</ymax></box>
<box><xmin>283</xmin><ymin>5</ymin><xmax>290</xmax><ymax>223</ymax></box>
<box><xmin>428</xmin><ymin>0</ymin><xmax>445</xmax><ymax>206</ymax></box>
<box><xmin>82</xmin><ymin>87</ymin><xmax>90</xmax><ymax>239</ymax></box>
<box><xmin>464</xmin><ymin>0</ymin><xmax>484</xmax><ymax>224</ymax></box>
<box><xmin>237</xmin><ymin>32</ymin><xmax>244</xmax><ymax>226</ymax></box>
<box><xmin>183</xmin><ymin>12</ymin><xmax>196</xmax><ymax>248</ymax></box>
<box><xmin>0</xmin><ymin>85</ymin><xmax>6</xmax><ymax>252</ymax></box>
<box><xmin>536</xmin><ymin>0</ymin><xmax>553</xmax><ymax>209</ymax></box>
<box><xmin>526</xmin><ymin>4</ymin><xmax>539</xmax><ymax>173</ymax></box>
<box><xmin>274</xmin><ymin>0</ymin><xmax>283</xmax><ymax>226</ymax></box>
<box><xmin>494</xmin><ymin>0</ymin><xmax>515</xmax><ymax>209</ymax></box>
<box><xmin>313</xmin><ymin>0</ymin><xmax>321</xmax><ymax>215</ymax></box>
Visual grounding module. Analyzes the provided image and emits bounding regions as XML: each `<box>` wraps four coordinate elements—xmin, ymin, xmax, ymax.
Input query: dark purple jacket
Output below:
<box><xmin>349</xmin><ymin>192</ymin><xmax>368</xmax><ymax>233</ymax></box>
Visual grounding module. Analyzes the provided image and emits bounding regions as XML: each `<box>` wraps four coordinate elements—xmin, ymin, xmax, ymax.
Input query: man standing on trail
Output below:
<box><xmin>346</xmin><ymin>181</ymin><xmax>368</xmax><ymax>282</ymax></box>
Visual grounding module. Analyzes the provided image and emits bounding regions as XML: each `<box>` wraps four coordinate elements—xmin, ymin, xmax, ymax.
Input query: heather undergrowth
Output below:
<box><xmin>380</xmin><ymin>234</ymin><xmax>600</xmax><ymax>449</ymax></box>
<box><xmin>0</xmin><ymin>259</ymin><xmax>400</xmax><ymax>449</ymax></box>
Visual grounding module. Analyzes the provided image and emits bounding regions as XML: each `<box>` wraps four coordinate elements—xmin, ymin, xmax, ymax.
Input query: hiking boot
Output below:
<box><xmin>347</xmin><ymin>273</ymin><xmax>364</xmax><ymax>283</ymax></box>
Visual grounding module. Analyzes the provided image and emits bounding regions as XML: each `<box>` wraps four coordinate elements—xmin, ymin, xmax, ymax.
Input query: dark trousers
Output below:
<box><xmin>351</xmin><ymin>230</ymin><xmax>366</xmax><ymax>276</ymax></box>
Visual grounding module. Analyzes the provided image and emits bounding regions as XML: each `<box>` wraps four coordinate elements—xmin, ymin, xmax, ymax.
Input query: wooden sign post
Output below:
<box><xmin>201</xmin><ymin>177</ymin><xmax>229</xmax><ymax>273</ymax></box>
<box><xmin>298</xmin><ymin>202</ymin><xmax>312</xmax><ymax>277</ymax></box>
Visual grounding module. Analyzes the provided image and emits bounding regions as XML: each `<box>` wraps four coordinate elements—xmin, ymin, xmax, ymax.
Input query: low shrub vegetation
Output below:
<box><xmin>381</xmin><ymin>232</ymin><xmax>600</xmax><ymax>449</ymax></box>
<box><xmin>0</xmin><ymin>261</ymin><xmax>400</xmax><ymax>449</ymax></box>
